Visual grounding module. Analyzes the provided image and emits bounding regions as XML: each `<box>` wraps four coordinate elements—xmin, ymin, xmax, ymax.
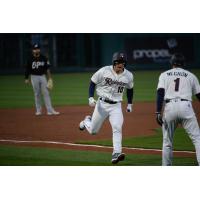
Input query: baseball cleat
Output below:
<box><xmin>47</xmin><ymin>110</ymin><xmax>60</xmax><ymax>115</ymax></box>
<box><xmin>79</xmin><ymin>121</ymin><xmax>85</xmax><ymax>131</ymax></box>
<box><xmin>111</xmin><ymin>153</ymin><xmax>125</xmax><ymax>164</ymax></box>
<box><xmin>79</xmin><ymin>115</ymin><xmax>91</xmax><ymax>131</ymax></box>
<box><xmin>35</xmin><ymin>111</ymin><xmax>42</xmax><ymax>116</ymax></box>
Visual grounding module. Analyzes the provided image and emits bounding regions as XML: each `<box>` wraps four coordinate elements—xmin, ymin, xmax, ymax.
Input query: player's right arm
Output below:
<box><xmin>89</xmin><ymin>81</ymin><xmax>96</xmax><ymax>98</ymax></box>
<box><xmin>156</xmin><ymin>73</ymin><xmax>165</xmax><ymax>126</ymax></box>
<box><xmin>88</xmin><ymin>81</ymin><xmax>96</xmax><ymax>107</ymax></box>
<box><xmin>88</xmin><ymin>67</ymin><xmax>104</xmax><ymax>107</ymax></box>
<box><xmin>24</xmin><ymin>59</ymin><xmax>31</xmax><ymax>84</ymax></box>
<box><xmin>156</xmin><ymin>73</ymin><xmax>165</xmax><ymax>112</ymax></box>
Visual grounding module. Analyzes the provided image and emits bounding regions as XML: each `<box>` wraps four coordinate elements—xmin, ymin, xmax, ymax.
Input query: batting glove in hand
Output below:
<box><xmin>126</xmin><ymin>104</ymin><xmax>133</xmax><ymax>112</ymax></box>
<box><xmin>88</xmin><ymin>97</ymin><xmax>96</xmax><ymax>107</ymax></box>
<box><xmin>156</xmin><ymin>112</ymin><xmax>163</xmax><ymax>126</ymax></box>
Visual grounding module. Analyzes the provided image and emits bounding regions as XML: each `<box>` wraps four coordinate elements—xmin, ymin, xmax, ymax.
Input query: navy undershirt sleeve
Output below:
<box><xmin>127</xmin><ymin>88</ymin><xmax>133</xmax><ymax>104</ymax></box>
<box><xmin>196</xmin><ymin>93</ymin><xmax>200</xmax><ymax>101</ymax></box>
<box><xmin>89</xmin><ymin>81</ymin><xmax>96</xmax><ymax>98</ymax></box>
<box><xmin>156</xmin><ymin>88</ymin><xmax>165</xmax><ymax>113</ymax></box>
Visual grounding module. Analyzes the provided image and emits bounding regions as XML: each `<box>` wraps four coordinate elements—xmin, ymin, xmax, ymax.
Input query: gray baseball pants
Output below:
<box><xmin>31</xmin><ymin>75</ymin><xmax>54</xmax><ymax>113</ymax></box>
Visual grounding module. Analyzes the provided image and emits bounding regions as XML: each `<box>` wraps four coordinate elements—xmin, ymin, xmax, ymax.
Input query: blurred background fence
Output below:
<box><xmin>0</xmin><ymin>33</ymin><xmax>199</xmax><ymax>74</ymax></box>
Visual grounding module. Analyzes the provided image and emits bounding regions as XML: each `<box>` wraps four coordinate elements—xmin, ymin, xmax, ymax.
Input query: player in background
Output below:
<box><xmin>156</xmin><ymin>53</ymin><xmax>200</xmax><ymax>166</ymax></box>
<box><xmin>79</xmin><ymin>52</ymin><xmax>134</xmax><ymax>164</ymax></box>
<box><xmin>25</xmin><ymin>44</ymin><xmax>60</xmax><ymax>116</ymax></box>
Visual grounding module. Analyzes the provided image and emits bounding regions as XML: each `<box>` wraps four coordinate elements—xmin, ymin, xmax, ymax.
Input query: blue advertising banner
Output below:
<box><xmin>125</xmin><ymin>36</ymin><xmax>194</xmax><ymax>64</ymax></box>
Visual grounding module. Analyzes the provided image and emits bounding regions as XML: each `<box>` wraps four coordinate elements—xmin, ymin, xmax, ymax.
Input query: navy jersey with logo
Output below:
<box><xmin>25</xmin><ymin>55</ymin><xmax>50</xmax><ymax>79</ymax></box>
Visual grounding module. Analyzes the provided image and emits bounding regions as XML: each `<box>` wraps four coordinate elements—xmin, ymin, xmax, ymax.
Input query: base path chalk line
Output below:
<box><xmin>0</xmin><ymin>139</ymin><xmax>195</xmax><ymax>154</ymax></box>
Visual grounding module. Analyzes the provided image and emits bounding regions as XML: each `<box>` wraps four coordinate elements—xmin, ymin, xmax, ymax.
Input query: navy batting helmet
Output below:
<box><xmin>170</xmin><ymin>53</ymin><xmax>185</xmax><ymax>67</ymax></box>
<box><xmin>112</xmin><ymin>52</ymin><xmax>127</xmax><ymax>66</ymax></box>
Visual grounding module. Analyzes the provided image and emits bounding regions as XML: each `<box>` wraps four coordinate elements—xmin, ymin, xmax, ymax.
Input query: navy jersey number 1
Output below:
<box><xmin>174</xmin><ymin>78</ymin><xmax>180</xmax><ymax>92</ymax></box>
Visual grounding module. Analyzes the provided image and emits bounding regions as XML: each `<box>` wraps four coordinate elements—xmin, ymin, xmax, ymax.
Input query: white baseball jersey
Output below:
<box><xmin>91</xmin><ymin>65</ymin><xmax>134</xmax><ymax>102</ymax></box>
<box><xmin>157</xmin><ymin>67</ymin><xmax>200</xmax><ymax>165</ymax></box>
<box><xmin>157</xmin><ymin>67</ymin><xmax>200</xmax><ymax>101</ymax></box>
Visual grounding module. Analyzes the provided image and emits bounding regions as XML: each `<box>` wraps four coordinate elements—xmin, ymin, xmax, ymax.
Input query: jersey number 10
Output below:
<box><xmin>174</xmin><ymin>78</ymin><xmax>180</xmax><ymax>92</ymax></box>
<box><xmin>118</xmin><ymin>86</ymin><xmax>124</xmax><ymax>93</ymax></box>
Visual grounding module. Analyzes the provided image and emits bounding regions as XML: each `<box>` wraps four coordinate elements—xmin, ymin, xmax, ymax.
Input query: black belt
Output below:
<box><xmin>99</xmin><ymin>97</ymin><xmax>118</xmax><ymax>104</ymax></box>
<box><xmin>165</xmin><ymin>99</ymin><xmax>189</xmax><ymax>103</ymax></box>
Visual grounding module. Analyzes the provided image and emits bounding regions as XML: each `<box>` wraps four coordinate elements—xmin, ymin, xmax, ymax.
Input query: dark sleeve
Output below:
<box><xmin>196</xmin><ymin>93</ymin><xmax>200</xmax><ymax>101</ymax></box>
<box><xmin>46</xmin><ymin>59</ymin><xmax>51</xmax><ymax>70</ymax></box>
<box><xmin>25</xmin><ymin>60</ymin><xmax>31</xmax><ymax>79</ymax></box>
<box><xmin>156</xmin><ymin>88</ymin><xmax>165</xmax><ymax>113</ymax></box>
<box><xmin>127</xmin><ymin>88</ymin><xmax>133</xmax><ymax>104</ymax></box>
<box><xmin>44</xmin><ymin>56</ymin><xmax>50</xmax><ymax>70</ymax></box>
<box><xmin>89</xmin><ymin>81</ymin><xmax>96</xmax><ymax>98</ymax></box>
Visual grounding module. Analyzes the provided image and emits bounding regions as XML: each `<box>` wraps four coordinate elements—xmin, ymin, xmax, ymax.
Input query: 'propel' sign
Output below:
<box><xmin>125</xmin><ymin>36</ymin><xmax>194</xmax><ymax>64</ymax></box>
<box><xmin>133</xmin><ymin>49</ymin><xmax>171</xmax><ymax>60</ymax></box>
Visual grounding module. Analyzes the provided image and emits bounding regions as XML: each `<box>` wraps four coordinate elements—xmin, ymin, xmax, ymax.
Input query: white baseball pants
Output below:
<box><xmin>162</xmin><ymin>99</ymin><xmax>200</xmax><ymax>166</ymax></box>
<box><xmin>84</xmin><ymin>99</ymin><xmax>124</xmax><ymax>154</ymax></box>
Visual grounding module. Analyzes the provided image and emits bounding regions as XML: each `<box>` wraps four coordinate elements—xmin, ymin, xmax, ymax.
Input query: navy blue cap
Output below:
<box><xmin>32</xmin><ymin>43</ymin><xmax>40</xmax><ymax>49</ymax></box>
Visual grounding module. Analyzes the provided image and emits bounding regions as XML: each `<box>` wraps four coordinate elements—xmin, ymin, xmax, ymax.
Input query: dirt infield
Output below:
<box><xmin>0</xmin><ymin>102</ymin><xmax>199</xmax><ymax>157</ymax></box>
<box><xmin>0</xmin><ymin>102</ymin><xmax>158</xmax><ymax>142</ymax></box>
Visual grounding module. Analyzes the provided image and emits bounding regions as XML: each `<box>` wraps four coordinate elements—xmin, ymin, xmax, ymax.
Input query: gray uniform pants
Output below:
<box><xmin>162</xmin><ymin>99</ymin><xmax>200</xmax><ymax>166</ymax></box>
<box><xmin>31</xmin><ymin>75</ymin><xmax>54</xmax><ymax>113</ymax></box>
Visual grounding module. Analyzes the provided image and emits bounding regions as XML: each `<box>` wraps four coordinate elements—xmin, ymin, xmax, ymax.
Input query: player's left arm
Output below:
<box><xmin>46</xmin><ymin>69</ymin><xmax>54</xmax><ymax>90</ymax></box>
<box><xmin>45</xmin><ymin>58</ymin><xmax>53</xmax><ymax>90</ymax></box>
<box><xmin>46</xmin><ymin>69</ymin><xmax>52</xmax><ymax>80</ymax></box>
<box><xmin>45</xmin><ymin>57</ymin><xmax>52</xmax><ymax>80</ymax></box>
<box><xmin>192</xmin><ymin>74</ymin><xmax>200</xmax><ymax>101</ymax></box>
<box><xmin>196</xmin><ymin>93</ymin><xmax>200</xmax><ymax>101</ymax></box>
<box><xmin>126</xmin><ymin>73</ymin><xmax>134</xmax><ymax>112</ymax></box>
<box><xmin>126</xmin><ymin>88</ymin><xmax>133</xmax><ymax>112</ymax></box>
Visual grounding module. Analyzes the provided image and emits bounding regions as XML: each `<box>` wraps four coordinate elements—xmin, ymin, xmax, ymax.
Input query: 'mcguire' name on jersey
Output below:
<box><xmin>167</xmin><ymin>71</ymin><xmax>188</xmax><ymax>77</ymax></box>
<box><xmin>104</xmin><ymin>77</ymin><xmax>126</xmax><ymax>86</ymax></box>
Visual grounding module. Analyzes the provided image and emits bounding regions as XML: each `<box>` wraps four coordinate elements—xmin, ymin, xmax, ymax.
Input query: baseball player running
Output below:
<box><xmin>25</xmin><ymin>44</ymin><xmax>60</xmax><ymax>116</ymax></box>
<box><xmin>156</xmin><ymin>53</ymin><xmax>200</xmax><ymax>166</ymax></box>
<box><xmin>79</xmin><ymin>52</ymin><xmax>134</xmax><ymax>164</ymax></box>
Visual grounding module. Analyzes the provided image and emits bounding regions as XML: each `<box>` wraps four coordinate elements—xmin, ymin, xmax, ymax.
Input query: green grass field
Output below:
<box><xmin>77</xmin><ymin>128</ymin><xmax>195</xmax><ymax>151</ymax></box>
<box><xmin>0</xmin><ymin>69</ymin><xmax>200</xmax><ymax>165</ymax></box>
<box><xmin>0</xmin><ymin>70</ymin><xmax>200</xmax><ymax>108</ymax></box>
<box><xmin>0</xmin><ymin>144</ymin><xmax>197</xmax><ymax>166</ymax></box>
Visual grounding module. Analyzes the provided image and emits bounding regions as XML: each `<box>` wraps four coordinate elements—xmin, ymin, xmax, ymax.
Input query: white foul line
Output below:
<box><xmin>0</xmin><ymin>139</ymin><xmax>195</xmax><ymax>154</ymax></box>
